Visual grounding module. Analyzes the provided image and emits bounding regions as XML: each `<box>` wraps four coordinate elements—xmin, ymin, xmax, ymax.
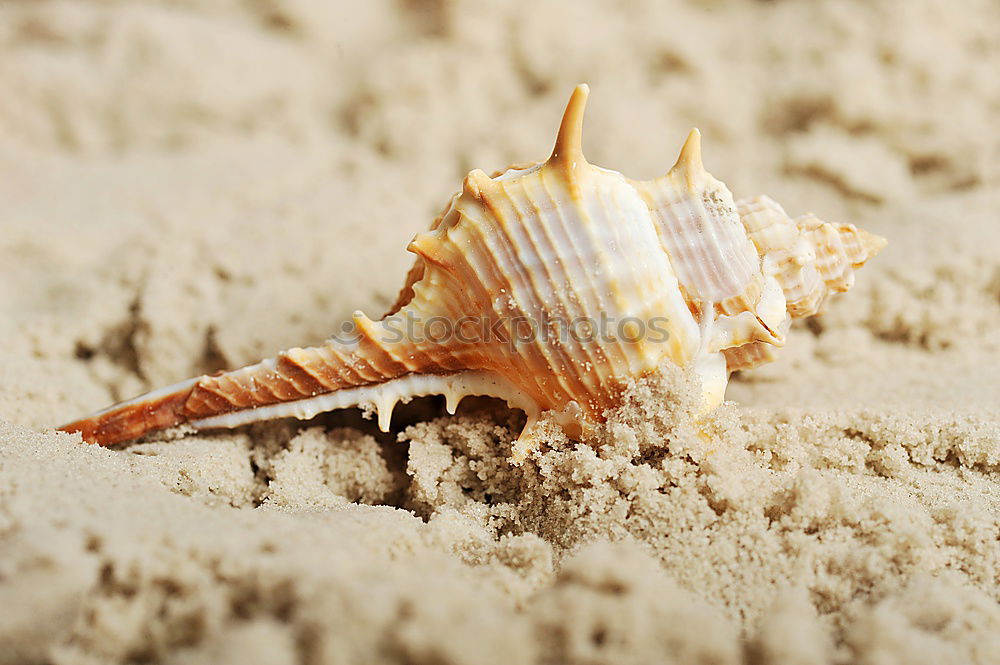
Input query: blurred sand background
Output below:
<box><xmin>2</xmin><ymin>0</ymin><xmax>999</xmax><ymax>663</ymax></box>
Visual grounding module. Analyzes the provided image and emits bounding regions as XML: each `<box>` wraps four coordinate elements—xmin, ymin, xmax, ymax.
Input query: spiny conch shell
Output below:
<box><xmin>59</xmin><ymin>84</ymin><xmax>886</xmax><ymax>460</ymax></box>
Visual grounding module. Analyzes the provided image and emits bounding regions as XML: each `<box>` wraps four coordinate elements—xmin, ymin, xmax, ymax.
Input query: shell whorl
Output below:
<box><xmin>59</xmin><ymin>85</ymin><xmax>886</xmax><ymax>449</ymax></box>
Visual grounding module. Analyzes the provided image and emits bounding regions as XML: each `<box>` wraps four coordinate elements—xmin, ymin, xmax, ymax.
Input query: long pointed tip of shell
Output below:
<box><xmin>549</xmin><ymin>84</ymin><xmax>590</xmax><ymax>165</ymax></box>
<box><xmin>670</xmin><ymin>128</ymin><xmax>705</xmax><ymax>175</ymax></box>
<box><xmin>858</xmin><ymin>229</ymin><xmax>888</xmax><ymax>258</ymax></box>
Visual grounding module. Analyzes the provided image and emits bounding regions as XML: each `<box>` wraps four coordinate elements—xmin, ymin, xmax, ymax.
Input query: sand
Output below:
<box><xmin>2</xmin><ymin>0</ymin><xmax>999</xmax><ymax>663</ymax></box>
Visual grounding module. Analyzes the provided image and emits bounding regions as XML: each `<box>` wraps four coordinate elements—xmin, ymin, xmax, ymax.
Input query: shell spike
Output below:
<box><xmin>444</xmin><ymin>389</ymin><xmax>461</xmax><ymax>415</ymax></box>
<box><xmin>670</xmin><ymin>128</ymin><xmax>706</xmax><ymax>177</ymax></box>
<box><xmin>510</xmin><ymin>416</ymin><xmax>541</xmax><ymax>465</ymax></box>
<box><xmin>548</xmin><ymin>84</ymin><xmax>590</xmax><ymax>166</ymax></box>
<box><xmin>463</xmin><ymin>168</ymin><xmax>496</xmax><ymax>201</ymax></box>
<box><xmin>376</xmin><ymin>395</ymin><xmax>396</xmax><ymax>432</ymax></box>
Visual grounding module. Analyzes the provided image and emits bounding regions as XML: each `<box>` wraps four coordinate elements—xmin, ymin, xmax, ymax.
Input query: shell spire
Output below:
<box><xmin>857</xmin><ymin>228</ymin><xmax>889</xmax><ymax>257</ymax></box>
<box><xmin>58</xmin><ymin>86</ymin><xmax>885</xmax><ymax>458</ymax></box>
<box><xmin>670</xmin><ymin>128</ymin><xmax>705</xmax><ymax>176</ymax></box>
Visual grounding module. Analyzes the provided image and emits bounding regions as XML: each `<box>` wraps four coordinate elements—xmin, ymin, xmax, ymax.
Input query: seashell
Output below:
<box><xmin>59</xmin><ymin>85</ymin><xmax>886</xmax><ymax>458</ymax></box>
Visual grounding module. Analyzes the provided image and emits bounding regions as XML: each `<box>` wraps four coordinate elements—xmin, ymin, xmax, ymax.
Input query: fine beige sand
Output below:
<box><xmin>2</xmin><ymin>1</ymin><xmax>1000</xmax><ymax>663</ymax></box>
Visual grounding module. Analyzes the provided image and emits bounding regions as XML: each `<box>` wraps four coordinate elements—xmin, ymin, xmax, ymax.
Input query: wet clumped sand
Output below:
<box><xmin>2</xmin><ymin>1</ymin><xmax>1000</xmax><ymax>664</ymax></box>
